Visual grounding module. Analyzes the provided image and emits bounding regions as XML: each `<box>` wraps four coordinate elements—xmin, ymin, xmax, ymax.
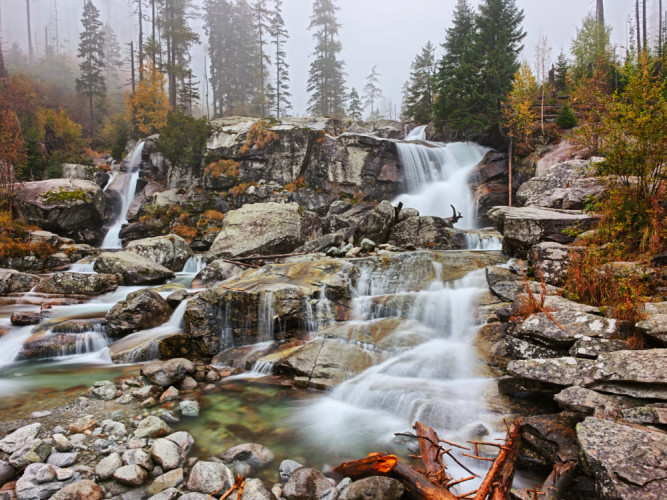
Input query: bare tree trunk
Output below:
<box><xmin>130</xmin><ymin>41</ymin><xmax>136</xmax><ymax>94</ymax></box>
<box><xmin>26</xmin><ymin>0</ymin><xmax>34</xmax><ymax>64</ymax></box>
<box><xmin>138</xmin><ymin>0</ymin><xmax>144</xmax><ymax>81</ymax></box>
<box><xmin>660</xmin><ymin>0</ymin><xmax>664</xmax><ymax>58</ymax></box>
<box><xmin>643</xmin><ymin>0</ymin><xmax>647</xmax><ymax>52</ymax></box>
<box><xmin>637</xmin><ymin>0</ymin><xmax>642</xmax><ymax>52</ymax></box>
<box><xmin>508</xmin><ymin>139</ymin><xmax>513</xmax><ymax>207</ymax></box>
<box><xmin>151</xmin><ymin>0</ymin><xmax>156</xmax><ymax>66</ymax></box>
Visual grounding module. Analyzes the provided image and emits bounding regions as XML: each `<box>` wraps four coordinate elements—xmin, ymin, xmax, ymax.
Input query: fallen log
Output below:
<box><xmin>473</xmin><ymin>420</ymin><xmax>522</xmax><ymax>500</ymax></box>
<box><xmin>415</xmin><ymin>421</ymin><xmax>452</xmax><ymax>486</ymax></box>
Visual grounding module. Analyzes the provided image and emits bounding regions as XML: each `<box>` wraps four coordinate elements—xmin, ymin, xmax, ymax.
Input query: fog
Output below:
<box><xmin>0</xmin><ymin>0</ymin><xmax>656</xmax><ymax>117</ymax></box>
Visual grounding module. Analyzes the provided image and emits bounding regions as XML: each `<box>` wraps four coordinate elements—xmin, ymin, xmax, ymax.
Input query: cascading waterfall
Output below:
<box><xmin>69</xmin><ymin>258</ymin><xmax>96</xmax><ymax>273</ymax></box>
<box><xmin>182</xmin><ymin>255</ymin><xmax>206</xmax><ymax>274</ymax></box>
<box><xmin>101</xmin><ymin>141</ymin><xmax>145</xmax><ymax>249</ymax></box>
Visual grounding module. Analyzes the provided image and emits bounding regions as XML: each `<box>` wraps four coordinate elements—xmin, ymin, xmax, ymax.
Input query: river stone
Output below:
<box><xmin>569</xmin><ymin>336</ymin><xmax>626</xmax><ymax>359</ymax></box>
<box><xmin>179</xmin><ymin>494</ymin><xmax>210</xmax><ymax>500</ymax></box>
<box><xmin>141</xmin><ymin>358</ymin><xmax>195</xmax><ymax>386</ymax></box>
<box><xmin>134</xmin><ymin>416</ymin><xmax>171</xmax><ymax>439</ymax></box>
<box><xmin>636</xmin><ymin>302</ymin><xmax>667</xmax><ymax>346</ymax></box>
<box><xmin>15</xmin><ymin>463</ymin><xmax>79</xmax><ymax>500</ymax></box>
<box><xmin>186</xmin><ymin>461</ymin><xmax>235</xmax><ymax>494</ymax></box>
<box><xmin>191</xmin><ymin>260</ymin><xmax>243</xmax><ymax>289</ymax></box>
<box><xmin>146</xmin><ymin>468</ymin><xmax>184</xmax><ymax>496</ymax></box>
<box><xmin>131</xmin><ymin>384</ymin><xmax>163</xmax><ymax>400</ymax></box>
<box><xmin>388</xmin><ymin>216</ymin><xmax>467</xmax><ymax>249</ymax></box>
<box><xmin>89</xmin><ymin>380</ymin><xmax>117</xmax><ymax>400</ymax></box>
<box><xmin>207</xmin><ymin>202</ymin><xmax>313</xmax><ymax>260</ymax></box>
<box><xmin>0</xmin><ymin>460</ymin><xmax>15</xmax><ymax>484</ymax></box>
<box><xmin>234</xmin><ymin>478</ymin><xmax>277</xmax><ymax>500</ymax></box>
<box><xmin>113</xmin><ymin>464</ymin><xmax>149</xmax><ymax>486</ymax></box>
<box><xmin>94</xmin><ymin>251</ymin><xmax>175</xmax><ymax>286</ymax></box>
<box><xmin>178</xmin><ymin>400</ymin><xmax>200</xmax><ymax>417</ymax></box>
<box><xmin>9</xmin><ymin>439</ymin><xmax>52</xmax><ymax>469</ymax></box>
<box><xmin>126</xmin><ymin>235</ymin><xmax>193</xmax><ymax>272</ymax></box>
<box><xmin>147</xmin><ymin>488</ymin><xmax>181</xmax><ymax>500</ymax></box>
<box><xmin>123</xmin><ymin>449</ymin><xmax>153</xmax><ymax>471</ymax></box>
<box><xmin>150</xmin><ymin>439</ymin><xmax>183</xmax><ymax>471</ymax></box>
<box><xmin>279</xmin><ymin>459</ymin><xmax>303</xmax><ymax>482</ymax></box>
<box><xmin>165</xmin><ymin>431</ymin><xmax>194</xmax><ymax>456</ymax></box>
<box><xmin>105</xmin><ymin>288</ymin><xmax>172</xmax><ymax>338</ymax></box>
<box><xmin>0</xmin><ymin>423</ymin><xmax>41</xmax><ymax>454</ymax></box>
<box><xmin>49</xmin><ymin>480</ymin><xmax>103</xmax><ymax>500</ymax></box>
<box><xmin>0</xmin><ymin>269</ymin><xmax>41</xmax><ymax>295</ymax></box>
<box><xmin>13</xmin><ymin>179</ymin><xmax>106</xmax><ymax>238</ymax></box>
<box><xmin>554</xmin><ymin>386</ymin><xmax>636</xmax><ymax>415</ymax></box>
<box><xmin>46</xmin><ymin>451</ymin><xmax>79</xmax><ymax>467</ymax></box>
<box><xmin>220</xmin><ymin>443</ymin><xmax>275</xmax><ymax>469</ymax></box>
<box><xmin>159</xmin><ymin>386</ymin><xmax>179</xmax><ymax>403</ymax></box>
<box><xmin>507</xmin><ymin>357</ymin><xmax>596</xmax><ymax>388</ymax></box>
<box><xmin>101</xmin><ymin>419</ymin><xmax>127</xmax><ymax>437</ymax></box>
<box><xmin>95</xmin><ymin>452</ymin><xmax>123</xmax><ymax>480</ymax></box>
<box><xmin>488</xmin><ymin>206</ymin><xmax>598</xmax><ymax>258</ymax></box>
<box><xmin>282</xmin><ymin>467</ymin><xmax>335</xmax><ymax>500</ymax></box>
<box><xmin>34</xmin><ymin>272</ymin><xmax>118</xmax><ymax>296</ymax></box>
<box><xmin>339</xmin><ymin>476</ymin><xmax>404</xmax><ymax>500</ymax></box>
<box><xmin>515</xmin><ymin>311</ymin><xmax>617</xmax><ymax>348</ymax></box>
<box><xmin>577</xmin><ymin>417</ymin><xmax>667</xmax><ymax>498</ymax></box>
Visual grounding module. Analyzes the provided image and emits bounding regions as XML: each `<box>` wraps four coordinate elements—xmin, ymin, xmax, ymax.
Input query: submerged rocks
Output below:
<box><xmin>126</xmin><ymin>234</ymin><xmax>193</xmax><ymax>271</ymax></box>
<box><xmin>34</xmin><ymin>272</ymin><xmax>118</xmax><ymax>296</ymax></box>
<box><xmin>13</xmin><ymin>179</ymin><xmax>106</xmax><ymax>242</ymax></box>
<box><xmin>93</xmin><ymin>251</ymin><xmax>175</xmax><ymax>286</ymax></box>
<box><xmin>105</xmin><ymin>288</ymin><xmax>172</xmax><ymax>338</ymax></box>
<box><xmin>207</xmin><ymin>202</ymin><xmax>319</xmax><ymax>260</ymax></box>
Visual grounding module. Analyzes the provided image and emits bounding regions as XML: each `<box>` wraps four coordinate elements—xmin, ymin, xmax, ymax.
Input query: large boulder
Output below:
<box><xmin>577</xmin><ymin>417</ymin><xmax>667</xmax><ymax>499</ymax></box>
<box><xmin>126</xmin><ymin>235</ymin><xmax>193</xmax><ymax>271</ymax></box>
<box><xmin>0</xmin><ymin>269</ymin><xmax>40</xmax><ymax>295</ymax></box>
<box><xmin>93</xmin><ymin>251</ymin><xmax>175</xmax><ymax>285</ymax></box>
<box><xmin>105</xmin><ymin>288</ymin><xmax>172</xmax><ymax>338</ymax></box>
<box><xmin>488</xmin><ymin>206</ymin><xmax>598</xmax><ymax>258</ymax></box>
<box><xmin>589</xmin><ymin>348</ymin><xmax>667</xmax><ymax>399</ymax></box>
<box><xmin>388</xmin><ymin>216</ymin><xmax>466</xmax><ymax>249</ymax></box>
<box><xmin>191</xmin><ymin>260</ymin><xmax>242</xmax><ymax>289</ymax></box>
<box><xmin>352</xmin><ymin>200</ymin><xmax>395</xmax><ymax>245</ymax></box>
<box><xmin>14</xmin><ymin>179</ymin><xmax>106</xmax><ymax>242</ymax></box>
<box><xmin>207</xmin><ymin>202</ymin><xmax>320</xmax><ymax>261</ymax></box>
<box><xmin>636</xmin><ymin>302</ymin><xmax>667</xmax><ymax>346</ymax></box>
<box><xmin>186</xmin><ymin>461</ymin><xmax>235</xmax><ymax>495</ymax></box>
<box><xmin>515</xmin><ymin>310</ymin><xmax>618</xmax><ymax>348</ymax></box>
<box><xmin>34</xmin><ymin>272</ymin><xmax>118</xmax><ymax>296</ymax></box>
<box><xmin>141</xmin><ymin>358</ymin><xmax>195</xmax><ymax>386</ymax></box>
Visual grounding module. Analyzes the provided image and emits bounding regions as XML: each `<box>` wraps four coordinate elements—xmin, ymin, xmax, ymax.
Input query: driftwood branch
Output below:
<box><xmin>446</xmin><ymin>204</ymin><xmax>463</xmax><ymax>225</ymax></box>
<box><xmin>473</xmin><ymin>420</ymin><xmax>522</xmax><ymax>500</ymax></box>
<box><xmin>232</xmin><ymin>251</ymin><xmax>308</xmax><ymax>262</ymax></box>
<box><xmin>394</xmin><ymin>201</ymin><xmax>404</xmax><ymax>223</ymax></box>
<box><xmin>540</xmin><ymin>461</ymin><xmax>577</xmax><ymax>500</ymax></box>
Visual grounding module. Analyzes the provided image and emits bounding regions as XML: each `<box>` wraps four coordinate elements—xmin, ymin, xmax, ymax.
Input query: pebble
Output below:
<box><xmin>30</xmin><ymin>411</ymin><xmax>52</xmax><ymax>419</ymax></box>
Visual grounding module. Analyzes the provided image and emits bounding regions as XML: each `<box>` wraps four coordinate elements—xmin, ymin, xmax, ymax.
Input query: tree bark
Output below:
<box><xmin>473</xmin><ymin>421</ymin><xmax>522</xmax><ymax>500</ymax></box>
<box><xmin>540</xmin><ymin>462</ymin><xmax>577</xmax><ymax>500</ymax></box>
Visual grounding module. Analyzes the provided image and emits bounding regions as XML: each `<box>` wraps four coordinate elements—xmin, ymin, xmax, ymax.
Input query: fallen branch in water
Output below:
<box><xmin>215</xmin><ymin>475</ymin><xmax>246</xmax><ymax>500</ymax></box>
<box><xmin>232</xmin><ymin>251</ymin><xmax>308</xmax><ymax>262</ymax></box>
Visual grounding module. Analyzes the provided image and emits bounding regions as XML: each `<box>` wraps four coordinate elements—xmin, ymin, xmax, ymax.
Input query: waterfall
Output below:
<box><xmin>393</xmin><ymin>139</ymin><xmax>488</xmax><ymax>230</ymax></box>
<box><xmin>69</xmin><ymin>258</ymin><xmax>97</xmax><ymax>273</ymax></box>
<box><xmin>182</xmin><ymin>255</ymin><xmax>206</xmax><ymax>274</ymax></box>
<box><xmin>258</xmin><ymin>291</ymin><xmax>277</xmax><ymax>343</ymax></box>
<box><xmin>101</xmin><ymin>141</ymin><xmax>145</xmax><ymax>249</ymax></box>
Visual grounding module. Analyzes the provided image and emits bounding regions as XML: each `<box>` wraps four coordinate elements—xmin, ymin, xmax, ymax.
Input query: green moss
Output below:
<box><xmin>40</xmin><ymin>188</ymin><xmax>92</xmax><ymax>204</ymax></box>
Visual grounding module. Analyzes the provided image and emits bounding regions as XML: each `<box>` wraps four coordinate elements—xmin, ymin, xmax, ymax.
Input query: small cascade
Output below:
<box><xmin>0</xmin><ymin>325</ymin><xmax>34</xmax><ymax>366</ymax></box>
<box><xmin>59</xmin><ymin>330</ymin><xmax>110</xmax><ymax>357</ymax></box>
<box><xmin>314</xmin><ymin>285</ymin><xmax>334</xmax><ymax>328</ymax></box>
<box><xmin>250</xmin><ymin>360</ymin><xmax>275</xmax><ymax>376</ymax></box>
<box><xmin>182</xmin><ymin>255</ymin><xmax>206</xmax><ymax>274</ymax></box>
<box><xmin>103</xmin><ymin>171</ymin><xmax>117</xmax><ymax>191</ymax></box>
<box><xmin>69</xmin><ymin>258</ymin><xmax>97</xmax><ymax>273</ymax></box>
<box><xmin>258</xmin><ymin>291</ymin><xmax>277</xmax><ymax>343</ymax></box>
<box><xmin>393</xmin><ymin>135</ymin><xmax>489</xmax><ymax>228</ymax></box>
<box><xmin>167</xmin><ymin>300</ymin><xmax>189</xmax><ymax>330</ymax></box>
<box><xmin>465</xmin><ymin>232</ymin><xmax>503</xmax><ymax>251</ymax></box>
<box><xmin>101</xmin><ymin>141</ymin><xmax>145</xmax><ymax>249</ymax></box>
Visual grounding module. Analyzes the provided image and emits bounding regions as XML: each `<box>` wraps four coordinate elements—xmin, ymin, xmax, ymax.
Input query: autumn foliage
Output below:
<box><xmin>125</xmin><ymin>60</ymin><xmax>170</xmax><ymax>135</ymax></box>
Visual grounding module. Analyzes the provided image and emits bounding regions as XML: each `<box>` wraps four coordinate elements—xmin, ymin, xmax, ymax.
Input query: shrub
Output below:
<box><xmin>556</xmin><ymin>102</ymin><xmax>578</xmax><ymax>129</ymax></box>
<box><xmin>239</xmin><ymin>120</ymin><xmax>279</xmax><ymax>154</ymax></box>
<box><xmin>204</xmin><ymin>159</ymin><xmax>240</xmax><ymax>179</ymax></box>
<box><xmin>157</xmin><ymin>112</ymin><xmax>211</xmax><ymax>168</ymax></box>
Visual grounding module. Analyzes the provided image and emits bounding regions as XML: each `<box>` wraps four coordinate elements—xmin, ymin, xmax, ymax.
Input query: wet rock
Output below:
<box><xmin>113</xmin><ymin>465</ymin><xmax>149</xmax><ymax>486</ymax></box>
<box><xmin>46</xmin><ymin>452</ymin><xmax>78</xmax><ymax>467</ymax></box>
<box><xmin>10</xmin><ymin>311</ymin><xmax>45</xmax><ymax>326</ymax></box>
<box><xmin>133</xmin><ymin>416</ymin><xmax>171</xmax><ymax>439</ymax></box>
<box><xmin>70</xmin><ymin>416</ymin><xmax>97</xmax><ymax>434</ymax></box>
<box><xmin>141</xmin><ymin>358</ymin><xmax>195</xmax><ymax>387</ymax></box>
<box><xmin>339</xmin><ymin>476</ymin><xmax>405</xmax><ymax>500</ymax></box>
<box><xmin>515</xmin><ymin>311</ymin><xmax>618</xmax><ymax>348</ymax></box>
<box><xmin>149</xmin><ymin>439</ymin><xmax>183</xmax><ymax>471</ymax></box>
<box><xmin>178</xmin><ymin>400</ymin><xmax>199</xmax><ymax>417</ymax></box>
<box><xmin>506</xmin><ymin>357</ymin><xmax>596</xmax><ymax>388</ymax></box>
<box><xmin>15</xmin><ymin>463</ymin><xmax>79</xmax><ymax>500</ymax></box>
<box><xmin>101</xmin><ymin>419</ymin><xmax>127</xmax><ymax>437</ymax></box>
<box><xmin>577</xmin><ymin>417</ymin><xmax>667</xmax><ymax>499</ymax></box>
<box><xmin>488</xmin><ymin>206</ymin><xmax>598</xmax><ymax>258</ymax></box>
<box><xmin>186</xmin><ymin>461</ymin><xmax>235</xmax><ymax>495</ymax></box>
<box><xmin>0</xmin><ymin>269</ymin><xmax>41</xmax><ymax>295</ymax></box>
<box><xmin>207</xmin><ymin>202</ymin><xmax>317</xmax><ymax>260</ymax></box>
<box><xmin>126</xmin><ymin>235</ymin><xmax>192</xmax><ymax>272</ymax></box>
<box><xmin>106</xmin><ymin>289</ymin><xmax>172</xmax><ymax>338</ymax></box>
<box><xmin>9</xmin><ymin>439</ymin><xmax>52</xmax><ymax>469</ymax></box>
<box><xmin>554</xmin><ymin>386</ymin><xmax>635</xmax><ymax>415</ymax></box>
<box><xmin>90</xmin><ymin>380</ymin><xmax>117</xmax><ymax>400</ymax></box>
<box><xmin>191</xmin><ymin>260</ymin><xmax>243</xmax><ymax>289</ymax></box>
<box><xmin>95</xmin><ymin>452</ymin><xmax>123</xmax><ymax>480</ymax></box>
<box><xmin>146</xmin><ymin>468</ymin><xmax>183</xmax><ymax>496</ymax></box>
<box><xmin>159</xmin><ymin>411</ymin><xmax>180</xmax><ymax>426</ymax></box>
<box><xmin>568</xmin><ymin>336</ymin><xmax>626</xmax><ymax>359</ymax></box>
<box><xmin>360</xmin><ymin>238</ymin><xmax>376</xmax><ymax>252</ymax></box>
<box><xmin>0</xmin><ymin>423</ymin><xmax>41</xmax><ymax>454</ymax></box>
<box><xmin>636</xmin><ymin>302</ymin><xmax>667</xmax><ymax>346</ymax></box>
<box><xmin>14</xmin><ymin>179</ymin><xmax>106</xmax><ymax>241</ymax></box>
<box><xmin>279</xmin><ymin>459</ymin><xmax>303</xmax><ymax>482</ymax></box>
<box><xmin>94</xmin><ymin>252</ymin><xmax>175</xmax><ymax>286</ymax></box>
<box><xmin>49</xmin><ymin>480</ymin><xmax>103</xmax><ymax>500</ymax></box>
<box><xmin>220</xmin><ymin>443</ymin><xmax>275</xmax><ymax>469</ymax></box>
<box><xmin>388</xmin><ymin>216</ymin><xmax>466</xmax><ymax>249</ymax></box>
<box><xmin>282</xmin><ymin>467</ymin><xmax>335</xmax><ymax>500</ymax></box>
<box><xmin>119</xmin><ymin>222</ymin><xmax>153</xmax><ymax>243</ymax></box>
<box><xmin>34</xmin><ymin>272</ymin><xmax>118</xmax><ymax>296</ymax></box>
<box><xmin>521</xmin><ymin>412</ymin><xmax>583</xmax><ymax>464</ymax></box>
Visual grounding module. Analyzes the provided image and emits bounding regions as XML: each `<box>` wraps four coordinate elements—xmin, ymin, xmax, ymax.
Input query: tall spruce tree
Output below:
<box><xmin>403</xmin><ymin>41</ymin><xmax>436</xmax><ymax>123</ymax></box>
<box><xmin>348</xmin><ymin>87</ymin><xmax>363</xmax><ymax>121</ymax></box>
<box><xmin>554</xmin><ymin>50</ymin><xmax>569</xmax><ymax>91</ymax></box>
<box><xmin>363</xmin><ymin>65</ymin><xmax>382</xmax><ymax>119</ymax></box>
<box><xmin>474</xmin><ymin>0</ymin><xmax>526</xmax><ymax>132</ymax></box>
<box><xmin>434</xmin><ymin>0</ymin><xmax>482</xmax><ymax>134</ymax></box>
<box><xmin>101</xmin><ymin>23</ymin><xmax>122</xmax><ymax>91</ymax></box>
<box><xmin>307</xmin><ymin>0</ymin><xmax>346</xmax><ymax>117</ymax></box>
<box><xmin>253</xmin><ymin>0</ymin><xmax>271</xmax><ymax>116</ymax></box>
<box><xmin>268</xmin><ymin>0</ymin><xmax>291</xmax><ymax>118</ymax></box>
<box><xmin>77</xmin><ymin>0</ymin><xmax>106</xmax><ymax>136</ymax></box>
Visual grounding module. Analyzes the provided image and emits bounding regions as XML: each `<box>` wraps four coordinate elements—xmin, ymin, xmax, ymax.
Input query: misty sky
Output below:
<box><xmin>0</xmin><ymin>1</ymin><xmax>659</xmax><ymax>117</ymax></box>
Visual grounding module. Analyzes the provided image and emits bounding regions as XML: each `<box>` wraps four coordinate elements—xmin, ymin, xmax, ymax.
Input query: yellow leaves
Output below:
<box><xmin>239</xmin><ymin>120</ymin><xmax>279</xmax><ymax>154</ymax></box>
<box><xmin>204</xmin><ymin>159</ymin><xmax>240</xmax><ymax>179</ymax></box>
<box><xmin>126</xmin><ymin>60</ymin><xmax>169</xmax><ymax>135</ymax></box>
<box><xmin>502</xmin><ymin>62</ymin><xmax>537</xmax><ymax>145</ymax></box>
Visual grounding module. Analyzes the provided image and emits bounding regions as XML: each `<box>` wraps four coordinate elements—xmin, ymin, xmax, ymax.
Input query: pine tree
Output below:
<box><xmin>253</xmin><ymin>0</ymin><xmax>271</xmax><ymax>116</ymax></box>
<box><xmin>363</xmin><ymin>65</ymin><xmax>382</xmax><ymax>120</ymax></box>
<box><xmin>474</xmin><ymin>0</ymin><xmax>526</xmax><ymax>132</ymax></box>
<box><xmin>554</xmin><ymin>50</ymin><xmax>569</xmax><ymax>92</ymax></box>
<box><xmin>268</xmin><ymin>0</ymin><xmax>291</xmax><ymax>118</ymax></box>
<box><xmin>101</xmin><ymin>23</ymin><xmax>122</xmax><ymax>91</ymax></box>
<box><xmin>307</xmin><ymin>0</ymin><xmax>346</xmax><ymax>117</ymax></box>
<box><xmin>76</xmin><ymin>0</ymin><xmax>106</xmax><ymax>136</ymax></box>
<box><xmin>570</xmin><ymin>13</ymin><xmax>612</xmax><ymax>81</ymax></box>
<box><xmin>434</xmin><ymin>0</ymin><xmax>482</xmax><ymax>133</ymax></box>
<box><xmin>403</xmin><ymin>41</ymin><xmax>436</xmax><ymax>123</ymax></box>
<box><xmin>348</xmin><ymin>87</ymin><xmax>363</xmax><ymax>121</ymax></box>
